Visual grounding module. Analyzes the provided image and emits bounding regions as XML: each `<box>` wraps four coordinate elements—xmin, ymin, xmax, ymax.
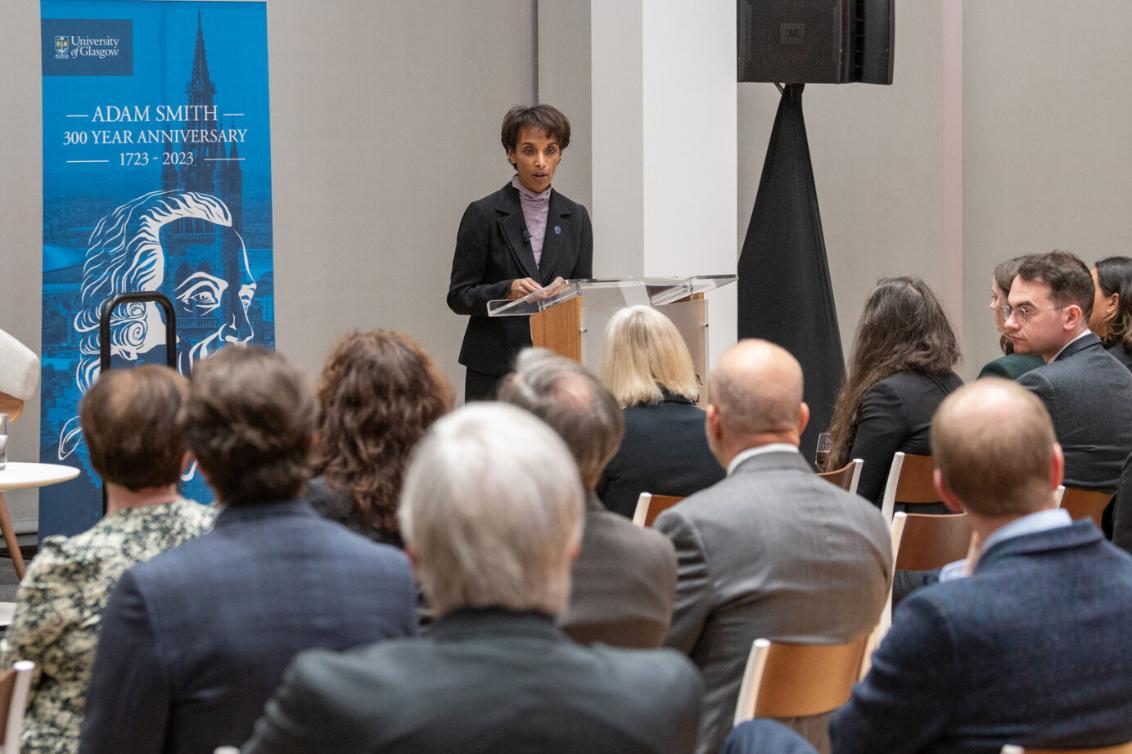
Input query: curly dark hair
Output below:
<box><xmin>823</xmin><ymin>277</ymin><xmax>961</xmax><ymax>471</ymax></box>
<box><xmin>312</xmin><ymin>331</ymin><xmax>453</xmax><ymax>537</ymax></box>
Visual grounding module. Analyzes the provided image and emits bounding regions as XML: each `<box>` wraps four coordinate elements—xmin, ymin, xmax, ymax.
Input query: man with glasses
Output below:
<box><xmin>1004</xmin><ymin>250</ymin><xmax>1132</xmax><ymax>491</ymax></box>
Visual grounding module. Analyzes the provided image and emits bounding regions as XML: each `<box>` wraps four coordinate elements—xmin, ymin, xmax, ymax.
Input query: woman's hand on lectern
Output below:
<box><xmin>509</xmin><ymin>278</ymin><xmax>542</xmax><ymax>300</ymax></box>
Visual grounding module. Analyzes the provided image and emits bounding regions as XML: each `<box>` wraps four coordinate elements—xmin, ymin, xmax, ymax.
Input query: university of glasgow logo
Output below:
<box><xmin>42</xmin><ymin>19</ymin><xmax>133</xmax><ymax>76</ymax></box>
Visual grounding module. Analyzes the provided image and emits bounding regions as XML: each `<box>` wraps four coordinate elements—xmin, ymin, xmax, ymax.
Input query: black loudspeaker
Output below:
<box><xmin>738</xmin><ymin>0</ymin><xmax>894</xmax><ymax>85</ymax></box>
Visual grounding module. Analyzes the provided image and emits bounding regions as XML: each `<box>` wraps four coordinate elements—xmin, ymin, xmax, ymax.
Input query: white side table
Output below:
<box><xmin>0</xmin><ymin>463</ymin><xmax>81</xmax><ymax>579</ymax></box>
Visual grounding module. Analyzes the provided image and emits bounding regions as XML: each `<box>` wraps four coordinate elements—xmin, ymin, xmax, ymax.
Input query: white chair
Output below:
<box><xmin>860</xmin><ymin>511</ymin><xmax>971</xmax><ymax>679</ymax></box>
<box><xmin>733</xmin><ymin>637</ymin><xmax>867</xmax><ymax>727</ymax></box>
<box><xmin>0</xmin><ymin>660</ymin><xmax>35</xmax><ymax>754</ymax></box>
<box><xmin>818</xmin><ymin>459</ymin><xmax>863</xmax><ymax>494</ymax></box>
<box><xmin>879</xmin><ymin>452</ymin><xmax>938</xmax><ymax>520</ymax></box>
<box><xmin>631</xmin><ymin>493</ymin><xmax>683</xmax><ymax>527</ymax></box>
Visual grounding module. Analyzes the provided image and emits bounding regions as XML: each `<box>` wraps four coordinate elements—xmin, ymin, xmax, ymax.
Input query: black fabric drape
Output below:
<box><xmin>738</xmin><ymin>84</ymin><xmax>844</xmax><ymax>461</ymax></box>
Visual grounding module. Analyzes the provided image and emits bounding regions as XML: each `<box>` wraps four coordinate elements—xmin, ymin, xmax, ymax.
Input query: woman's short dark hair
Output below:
<box><xmin>823</xmin><ymin>276</ymin><xmax>961</xmax><ymax>471</ymax></box>
<box><xmin>312</xmin><ymin>331</ymin><xmax>453</xmax><ymax>537</ymax></box>
<box><xmin>80</xmin><ymin>365</ymin><xmax>187</xmax><ymax>491</ymax></box>
<box><xmin>179</xmin><ymin>346</ymin><xmax>317</xmax><ymax>505</ymax></box>
<box><xmin>501</xmin><ymin>104</ymin><xmax>571</xmax><ymax>160</ymax></box>
<box><xmin>1094</xmin><ymin>256</ymin><xmax>1132</xmax><ymax>350</ymax></box>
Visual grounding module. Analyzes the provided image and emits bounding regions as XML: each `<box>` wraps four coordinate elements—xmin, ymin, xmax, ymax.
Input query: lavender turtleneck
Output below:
<box><xmin>511</xmin><ymin>174</ymin><xmax>551</xmax><ymax>268</ymax></box>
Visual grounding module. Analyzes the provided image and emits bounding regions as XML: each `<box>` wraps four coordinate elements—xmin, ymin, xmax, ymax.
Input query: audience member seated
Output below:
<box><xmin>831</xmin><ymin>379</ymin><xmax>1132</xmax><ymax>753</ymax></box>
<box><xmin>0</xmin><ymin>366</ymin><xmax>213</xmax><ymax>754</ymax></box>
<box><xmin>595</xmin><ymin>306</ymin><xmax>724</xmax><ymax>518</ymax></box>
<box><xmin>79</xmin><ymin>347</ymin><xmax>417</xmax><ymax>754</ymax></box>
<box><xmin>1007</xmin><ymin>250</ymin><xmax>1132</xmax><ymax>491</ymax></box>
<box><xmin>1090</xmin><ymin>255</ymin><xmax>1132</xmax><ymax>372</ymax></box>
<box><xmin>498</xmin><ymin>349</ymin><xmax>677</xmax><ymax>647</ymax></box>
<box><xmin>242</xmin><ymin>403</ymin><xmax>703</xmax><ymax>754</ymax></box>
<box><xmin>308</xmin><ymin>330</ymin><xmax>453</xmax><ymax>547</ymax></box>
<box><xmin>656</xmin><ymin>340</ymin><xmax>891</xmax><ymax>754</ymax></box>
<box><xmin>823</xmin><ymin>277</ymin><xmax>963</xmax><ymax>505</ymax></box>
<box><xmin>978</xmin><ymin>256</ymin><xmax>1044</xmax><ymax>379</ymax></box>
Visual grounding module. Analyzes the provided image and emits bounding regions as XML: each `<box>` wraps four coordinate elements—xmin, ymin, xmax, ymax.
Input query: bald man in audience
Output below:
<box><xmin>655</xmin><ymin>339</ymin><xmax>891</xmax><ymax>754</ymax></box>
<box><xmin>831</xmin><ymin>379</ymin><xmax>1132</xmax><ymax>753</ymax></box>
<box><xmin>498</xmin><ymin>348</ymin><xmax>677</xmax><ymax>648</ymax></box>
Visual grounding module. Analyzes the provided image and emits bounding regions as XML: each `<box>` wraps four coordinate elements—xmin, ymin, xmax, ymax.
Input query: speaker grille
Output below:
<box><xmin>738</xmin><ymin>0</ymin><xmax>891</xmax><ymax>85</ymax></box>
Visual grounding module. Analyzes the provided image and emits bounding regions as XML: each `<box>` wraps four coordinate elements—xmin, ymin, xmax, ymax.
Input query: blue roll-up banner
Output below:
<box><xmin>39</xmin><ymin>1</ymin><xmax>274</xmax><ymax>539</ymax></box>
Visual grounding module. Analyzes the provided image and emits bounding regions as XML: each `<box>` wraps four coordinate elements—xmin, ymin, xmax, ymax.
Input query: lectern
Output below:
<box><xmin>488</xmin><ymin>275</ymin><xmax>736</xmax><ymax>391</ymax></box>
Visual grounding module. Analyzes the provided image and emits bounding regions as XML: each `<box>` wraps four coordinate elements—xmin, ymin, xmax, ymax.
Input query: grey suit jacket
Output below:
<box><xmin>655</xmin><ymin>450</ymin><xmax>892</xmax><ymax>754</ymax></box>
<box><xmin>243</xmin><ymin>608</ymin><xmax>704</xmax><ymax>754</ymax></box>
<box><xmin>1018</xmin><ymin>332</ymin><xmax>1132</xmax><ymax>490</ymax></box>
<box><xmin>561</xmin><ymin>492</ymin><xmax>677</xmax><ymax>648</ymax></box>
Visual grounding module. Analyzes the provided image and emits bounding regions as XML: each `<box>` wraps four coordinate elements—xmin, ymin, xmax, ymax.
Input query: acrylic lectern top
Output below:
<box><xmin>486</xmin><ymin>275</ymin><xmax>736</xmax><ymax>317</ymax></box>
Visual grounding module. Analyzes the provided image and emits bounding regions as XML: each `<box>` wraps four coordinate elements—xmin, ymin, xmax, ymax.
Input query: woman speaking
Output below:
<box><xmin>447</xmin><ymin>104</ymin><xmax>593</xmax><ymax>401</ymax></box>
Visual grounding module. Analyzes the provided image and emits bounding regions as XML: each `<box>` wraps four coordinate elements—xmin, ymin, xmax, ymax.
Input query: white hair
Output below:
<box><xmin>399</xmin><ymin>403</ymin><xmax>584</xmax><ymax>616</ymax></box>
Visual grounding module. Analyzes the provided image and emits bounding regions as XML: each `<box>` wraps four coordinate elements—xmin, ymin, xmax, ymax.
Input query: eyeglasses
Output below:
<box><xmin>1002</xmin><ymin>303</ymin><xmax>1068</xmax><ymax>323</ymax></box>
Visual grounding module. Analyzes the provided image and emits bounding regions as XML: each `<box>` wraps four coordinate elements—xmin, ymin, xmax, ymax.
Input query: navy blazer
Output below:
<box><xmin>447</xmin><ymin>182</ymin><xmax>593</xmax><ymax>377</ymax></box>
<box><xmin>848</xmin><ymin>371</ymin><xmax>963</xmax><ymax>504</ymax></box>
<box><xmin>832</xmin><ymin>521</ymin><xmax>1132</xmax><ymax>754</ymax></box>
<box><xmin>1018</xmin><ymin>332</ymin><xmax>1132</xmax><ymax>490</ymax></box>
<box><xmin>597</xmin><ymin>395</ymin><xmax>724</xmax><ymax>518</ymax></box>
<box><xmin>79</xmin><ymin>500</ymin><xmax>417</xmax><ymax>754</ymax></box>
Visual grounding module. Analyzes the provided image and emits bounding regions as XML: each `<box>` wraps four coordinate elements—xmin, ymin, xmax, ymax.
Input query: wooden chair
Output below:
<box><xmin>1058</xmin><ymin>487</ymin><xmax>1114</xmax><ymax>529</ymax></box>
<box><xmin>733</xmin><ymin>637</ymin><xmax>868</xmax><ymax>726</ymax></box>
<box><xmin>879</xmin><ymin>452</ymin><xmax>939</xmax><ymax>520</ymax></box>
<box><xmin>0</xmin><ymin>660</ymin><xmax>35</xmax><ymax>754</ymax></box>
<box><xmin>631</xmin><ymin>493</ymin><xmax>684</xmax><ymax>527</ymax></box>
<box><xmin>861</xmin><ymin>512</ymin><xmax>971</xmax><ymax>679</ymax></box>
<box><xmin>818</xmin><ymin>459</ymin><xmax>863</xmax><ymax>494</ymax></box>
<box><xmin>1001</xmin><ymin>743</ymin><xmax>1132</xmax><ymax>754</ymax></box>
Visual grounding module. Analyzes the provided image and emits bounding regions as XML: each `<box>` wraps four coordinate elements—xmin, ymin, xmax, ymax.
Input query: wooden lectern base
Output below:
<box><xmin>530</xmin><ymin>297</ymin><xmax>582</xmax><ymax>362</ymax></box>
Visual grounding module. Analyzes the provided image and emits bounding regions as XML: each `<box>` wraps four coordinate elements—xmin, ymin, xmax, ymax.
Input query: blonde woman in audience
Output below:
<box><xmin>596</xmin><ymin>306</ymin><xmax>723</xmax><ymax>517</ymax></box>
<box><xmin>823</xmin><ymin>277</ymin><xmax>962</xmax><ymax>504</ymax></box>
<box><xmin>309</xmin><ymin>330</ymin><xmax>453</xmax><ymax>547</ymax></box>
<box><xmin>0</xmin><ymin>365</ymin><xmax>214</xmax><ymax>754</ymax></box>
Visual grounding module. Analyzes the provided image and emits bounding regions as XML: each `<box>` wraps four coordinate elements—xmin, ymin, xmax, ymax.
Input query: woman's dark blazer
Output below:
<box><xmin>848</xmin><ymin>371</ymin><xmax>964</xmax><ymax>504</ymax></box>
<box><xmin>1109</xmin><ymin>342</ymin><xmax>1132</xmax><ymax>373</ymax></box>
<box><xmin>447</xmin><ymin>182</ymin><xmax>593</xmax><ymax>378</ymax></box>
<box><xmin>597</xmin><ymin>395</ymin><xmax>725</xmax><ymax>518</ymax></box>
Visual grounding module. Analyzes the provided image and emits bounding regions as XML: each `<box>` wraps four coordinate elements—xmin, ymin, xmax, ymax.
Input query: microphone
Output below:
<box><xmin>522</xmin><ymin>229</ymin><xmax>531</xmax><ymax>244</ymax></box>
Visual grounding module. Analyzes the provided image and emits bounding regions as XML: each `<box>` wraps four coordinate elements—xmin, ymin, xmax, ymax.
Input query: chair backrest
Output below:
<box><xmin>818</xmin><ymin>459</ymin><xmax>862</xmax><ymax>493</ymax></box>
<box><xmin>0</xmin><ymin>660</ymin><xmax>35</xmax><ymax>754</ymax></box>
<box><xmin>1001</xmin><ymin>743</ymin><xmax>1132</xmax><ymax>754</ymax></box>
<box><xmin>560</xmin><ymin>616</ymin><xmax>668</xmax><ymax>650</ymax></box>
<box><xmin>0</xmin><ymin>394</ymin><xmax>22</xmax><ymax>424</ymax></box>
<box><xmin>733</xmin><ymin>637</ymin><xmax>868</xmax><ymax>725</ymax></box>
<box><xmin>631</xmin><ymin>493</ymin><xmax>684</xmax><ymax>527</ymax></box>
<box><xmin>1058</xmin><ymin>487</ymin><xmax>1114</xmax><ymax>529</ymax></box>
<box><xmin>892</xmin><ymin>512</ymin><xmax>972</xmax><ymax>572</ymax></box>
<box><xmin>879</xmin><ymin>453</ymin><xmax>938</xmax><ymax>520</ymax></box>
<box><xmin>864</xmin><ymin>510</ymin><xmax>967</xmax><ymax>674</ymax></box>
